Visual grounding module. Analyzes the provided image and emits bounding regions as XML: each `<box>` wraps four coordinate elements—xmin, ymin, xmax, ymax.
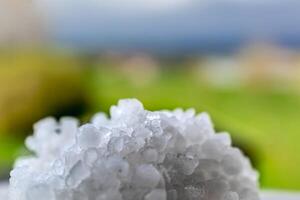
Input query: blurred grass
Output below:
<box><xmin>0</xmin><ymin>135</ymin><xmax>23</xmax><ymax>179</ymax></box>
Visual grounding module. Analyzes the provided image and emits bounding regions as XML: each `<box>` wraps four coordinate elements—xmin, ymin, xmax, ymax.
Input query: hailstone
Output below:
<box><xmin>9</xmin><ymin>99</ymin><xmax>260</xmax><ymax>200</ymax></box>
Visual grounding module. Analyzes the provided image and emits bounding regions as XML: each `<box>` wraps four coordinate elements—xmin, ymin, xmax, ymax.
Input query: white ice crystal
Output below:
<box><xmin>9</xmin><ymin>99</ymin><xmax>260</xmax><ymax>200</ymax></box>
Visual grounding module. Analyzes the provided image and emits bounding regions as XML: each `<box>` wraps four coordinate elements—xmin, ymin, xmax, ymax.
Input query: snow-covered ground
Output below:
<box><xmin>0</xmin><ymin>182</ymin><xmax>299</xmax><ymax>200</ymax></box>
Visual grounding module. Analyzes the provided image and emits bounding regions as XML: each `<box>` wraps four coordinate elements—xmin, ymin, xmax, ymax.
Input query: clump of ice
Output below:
<box><xmin>9</xmin><ymin>99</ymin><xmax>260</xmax><ymax>200</ymax></box>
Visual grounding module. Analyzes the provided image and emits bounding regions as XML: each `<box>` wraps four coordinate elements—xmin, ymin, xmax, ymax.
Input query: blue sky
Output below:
<box><xmin>34</xmin><ymin>0</ymin><xmax>300</xmax><ymax>53</ymax></box>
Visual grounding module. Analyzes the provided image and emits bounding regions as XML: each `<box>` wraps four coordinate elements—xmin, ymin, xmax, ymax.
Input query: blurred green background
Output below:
<box><xmin>0</xmin><ymin>47</ymin><xmax>300</xmax><ymax>191</ymax></box>
<box><xmin>1</xmin><ymin>0</ymin><xmax>300</xmax><ymax>192</ymax></box>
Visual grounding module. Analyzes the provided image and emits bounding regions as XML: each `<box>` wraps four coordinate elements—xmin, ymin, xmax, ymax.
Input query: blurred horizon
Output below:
<box><xmin>1</xmin><ymin>0</ymin><xmax>300</xmax><ymax>54</ymax></box>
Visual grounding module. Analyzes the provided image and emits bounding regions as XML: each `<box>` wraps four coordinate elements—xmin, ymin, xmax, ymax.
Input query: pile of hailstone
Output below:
<box><xmin>9</xmin><ymin>99</ymin><xmax>260</xmax><ymax>200</ymax></box>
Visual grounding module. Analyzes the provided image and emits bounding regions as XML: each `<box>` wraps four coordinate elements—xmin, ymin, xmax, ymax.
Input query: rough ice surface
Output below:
<box><xmin>9</xmin><ymin>99</ymin><xmax>260</xmax><ymax>200</ymax></box>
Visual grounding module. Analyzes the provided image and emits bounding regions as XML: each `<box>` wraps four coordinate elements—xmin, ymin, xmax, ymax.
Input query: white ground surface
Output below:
<box><xmin>261</xmin><ymin>190</ymin><xmax>300</xmax><ymax>200</ymax></box>
<box><xmin>0</xmin><ymin>182</ymin><xmax>299</xmax><ymax>199</ymax></box>
<box><xmin>0</xmin><ymin>182</ymin><xmax>8</xmax><ymax>199</ymax></box>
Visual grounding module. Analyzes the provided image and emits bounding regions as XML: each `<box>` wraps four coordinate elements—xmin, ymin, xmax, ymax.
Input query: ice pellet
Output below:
<box><xmin>9</xmin><ymin>99</ymin><xmax>260</xmax><ymax>200</ymax></box>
